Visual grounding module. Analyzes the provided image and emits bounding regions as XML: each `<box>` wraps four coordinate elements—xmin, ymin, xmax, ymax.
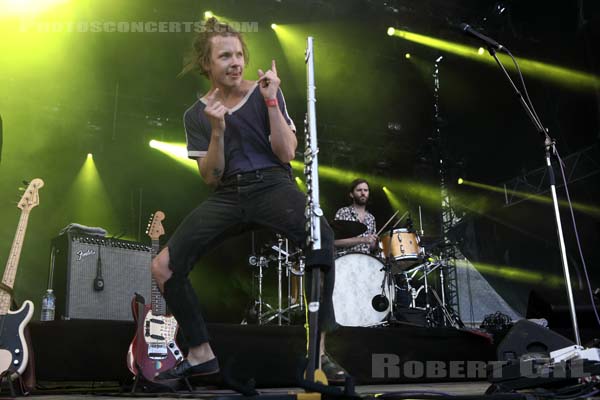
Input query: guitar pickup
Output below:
<box><xmin>150</xmin><ymin>318</ymin><xmax>164</xmax><ymax>324</ymax></box>
<box><xmin>148</xmin><ymin>343</ymin><xmax>168</xmax><ymax>360</ymax></box>
<box><xmin>150</xmin><ymin>334</ymin><xmax>165</xmax><ymax>340</ymax></box>
<box><xmin>148</xmin><ymin>352</ymin><xmax>168</xmax><ymax>360</ymax></box>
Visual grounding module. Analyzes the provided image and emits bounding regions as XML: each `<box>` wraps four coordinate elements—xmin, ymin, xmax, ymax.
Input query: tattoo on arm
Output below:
<box><xmin>212</xmin><ymin>168</ymin><xmax>223</xmax><ymax>178</ymax></box>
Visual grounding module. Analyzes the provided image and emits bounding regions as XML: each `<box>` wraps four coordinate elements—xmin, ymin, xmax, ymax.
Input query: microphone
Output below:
<box><xmin>459</xmin><ymin>23</ymin><xmax>504</xmax><ymax>51</ymax></box>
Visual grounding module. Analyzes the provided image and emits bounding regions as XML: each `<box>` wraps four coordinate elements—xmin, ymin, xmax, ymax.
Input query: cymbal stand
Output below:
<box><xmin>245</xmin><ymin>251</ymin><xmax>272</xmax><ymax>325</ymax></box>
<box><xmin>262</xmin><ymin>235</ymin><xmax>289</xmax><ymax>325</ymax></box>
<box><xmin>261</xmin><ymin>237</ymin><xmax>305</xmax><ymax>325</ymax></box>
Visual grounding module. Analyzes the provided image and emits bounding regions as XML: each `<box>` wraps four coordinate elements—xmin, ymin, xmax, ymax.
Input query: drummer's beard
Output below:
<box><xmin>353</xmin><ymin>195</ymin><xmax>368</xmax><ymax>206</ymax></box>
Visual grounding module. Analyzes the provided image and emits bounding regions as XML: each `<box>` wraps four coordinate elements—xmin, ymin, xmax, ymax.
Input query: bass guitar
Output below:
<box><xmin>0</xmin><ymin>179</ymin><xmax>44</xmax><ymax>380</ymax></box>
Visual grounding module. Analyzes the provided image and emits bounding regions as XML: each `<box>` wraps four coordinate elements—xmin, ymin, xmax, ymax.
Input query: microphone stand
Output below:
<box><xmin>486</xmin><ymin>46</ymin><xmax>581</xmax><ymax>346</ymax></box>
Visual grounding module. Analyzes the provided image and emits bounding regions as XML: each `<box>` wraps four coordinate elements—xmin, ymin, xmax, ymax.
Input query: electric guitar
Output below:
<box><xmin>0</xmin><ymin>179</ymin><xmax>44</xmax><ymax>379</ymax></box>
<box><xmin>127</xmin><ymin>211</ymin><xmax>182</xmax><ymax>382</ymax></box>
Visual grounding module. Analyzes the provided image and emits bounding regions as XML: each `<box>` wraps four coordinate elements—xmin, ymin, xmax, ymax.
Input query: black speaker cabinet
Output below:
<box><xmin>496</xmin><ymin>319</ymin><xmax>574</xmax><ymax>361</ymax></box>
<box><xmin>51</xmin><ymin>233</ymin><xmax>152</xmax><ymax>321</ymax></box>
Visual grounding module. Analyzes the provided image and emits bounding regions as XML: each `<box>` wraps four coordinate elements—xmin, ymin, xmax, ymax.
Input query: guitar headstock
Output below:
<box><xmin>146</xmin><ymin>211</ymin><xmax>165</xmax><ymax>240</ymax></box>
<box><xmin>17</xmin><ymin>179</ymin><xmax>44</xmax><ymax>212</ymax></box>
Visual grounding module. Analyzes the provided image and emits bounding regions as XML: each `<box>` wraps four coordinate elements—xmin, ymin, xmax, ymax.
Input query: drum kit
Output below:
<box><xmin>243</xmin><ymin>211</ymin><xmax>462</xmax><ymax>329</ymax></box>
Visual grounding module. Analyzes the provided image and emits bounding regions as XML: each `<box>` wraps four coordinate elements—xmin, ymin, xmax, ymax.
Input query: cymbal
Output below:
<box><xmin>330</xmin><ymin>220</ymin><xmax>367</xmax><ymax>239</ymax></box>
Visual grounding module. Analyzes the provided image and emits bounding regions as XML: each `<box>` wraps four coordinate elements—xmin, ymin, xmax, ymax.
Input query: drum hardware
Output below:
<box><xmin>243</xmin><ymin>235</ymin><xmax>305</xmax><ymax>326</ymax></box>
<box><xmin>394</xmin><ymin>256</ymin><xmax>465</xmax><ymax>328</ymax></box>
<box><xmin>244</xmin><ymin>237</ymin><xmax>273</xmax><ymax>325</ymax></box>
<box><xmin>401</xmin><ymin>260</ymin><xmax>439</xmax><ymax>311</ymax></box>
<box><xmin>427</xmin><ymin>287</ymin><xmax>464</xmax><ymax>328</ymax></box>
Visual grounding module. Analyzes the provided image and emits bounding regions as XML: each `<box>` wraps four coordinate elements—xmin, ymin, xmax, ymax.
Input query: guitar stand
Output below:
<box><xmin>129</xmin><ymin>368</ymin><xmax>188</xmax><ymax>394</ymax></box>
<box><xmin>0</xmin><ymin>369</ymin><xmax>24</xmax><ymax>397</ymax></box>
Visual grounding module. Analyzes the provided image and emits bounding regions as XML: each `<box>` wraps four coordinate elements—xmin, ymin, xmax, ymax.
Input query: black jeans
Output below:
<box><xmin>165</xmin><ymin>167</ymin><xmax>336</xmax><ymax>347</ymax></box>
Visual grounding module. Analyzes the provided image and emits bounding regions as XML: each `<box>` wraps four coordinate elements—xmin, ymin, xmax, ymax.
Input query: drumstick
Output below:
<box><xmin>391</xmin><ymin>211</ymin><xmax>409</xmax><ymax>229</ymax></box>
<box><xmin>377</xmin><ymin>209</ymin><xmax>401</xmax><ymax>236</ymax></box>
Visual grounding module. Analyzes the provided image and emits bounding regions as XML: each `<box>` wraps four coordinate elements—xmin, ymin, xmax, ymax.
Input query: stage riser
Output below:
<box><xmin>29</xmin><ymin>320</ymin><xmax>495</xmax><ymax>386</ymax></box>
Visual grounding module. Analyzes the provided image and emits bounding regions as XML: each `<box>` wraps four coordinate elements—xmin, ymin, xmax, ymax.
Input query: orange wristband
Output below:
<box><xmin>265</xmin><ymin>98</ymin><xmax>278</xmax><ymax>108</ymax></box>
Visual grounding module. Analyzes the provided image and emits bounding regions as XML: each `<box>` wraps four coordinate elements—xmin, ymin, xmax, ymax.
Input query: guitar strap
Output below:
<box><xmin>0</xmin><ymin>282</ymin><xmax>14</xmax><ymax>297</ymax></box>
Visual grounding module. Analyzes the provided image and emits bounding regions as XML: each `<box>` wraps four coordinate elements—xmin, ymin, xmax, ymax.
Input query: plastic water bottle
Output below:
<box><xmin>40</xmin><ymin>289</ymin><xmax>56</xmax><ymax>321</ymax></box>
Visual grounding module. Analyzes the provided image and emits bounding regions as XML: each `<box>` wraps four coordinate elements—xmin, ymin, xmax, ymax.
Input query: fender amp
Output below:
<box><xmin>50</xmin><ymin>233</ymin><xmax>152</xmax><ymax>321</ymax></box>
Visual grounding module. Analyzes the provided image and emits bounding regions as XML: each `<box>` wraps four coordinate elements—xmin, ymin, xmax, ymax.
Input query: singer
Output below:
<box><xmin>150</xmin><ymin>17</ymin><xmax>347</xmax><ymax>383</ymax></box>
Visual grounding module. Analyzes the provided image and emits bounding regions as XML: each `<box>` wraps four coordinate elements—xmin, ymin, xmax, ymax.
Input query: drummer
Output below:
<box><xmin>334</xmin><ymin>178</ymin><xmax>378</xmax><ymax>256</ymax></box>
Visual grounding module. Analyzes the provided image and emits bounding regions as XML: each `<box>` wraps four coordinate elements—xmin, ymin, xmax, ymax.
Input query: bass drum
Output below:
<box><xmin>332</xmin><ymin>253</ymin><xmax>392</xmax><ymax>327</ymax></box>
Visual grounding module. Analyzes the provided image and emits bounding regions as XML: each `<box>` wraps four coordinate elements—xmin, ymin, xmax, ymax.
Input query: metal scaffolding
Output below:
<box><xmin>501</xmin><ymin>144</ymin><xmax>600</xmax><ymax>207</ymax></box>
<box><xmin>433</xmin><ymin>58</ymin><xmax>460</xmax><ymax>316</ymax></box>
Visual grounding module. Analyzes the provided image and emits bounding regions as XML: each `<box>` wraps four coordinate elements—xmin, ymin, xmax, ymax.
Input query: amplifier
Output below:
<box><xmin>51</xmin><ymin>233</ymin><xmax>152</xmax><ymax>321</ymax></box>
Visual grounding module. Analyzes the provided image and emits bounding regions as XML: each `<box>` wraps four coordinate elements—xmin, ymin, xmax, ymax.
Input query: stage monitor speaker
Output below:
<box><xmin>527</xmin><ymin>289</ymin><xmax>599</xmax><ymax>329</ymax></box>
<box><xmin>51</xmin><ymin>233</ymin><xmax>152</xmax><ymax>321</ymax></box>
<box><xmin>496</xmin><ymin>319</ymin><xmax>574</xmax><ymax>361</ymax></box>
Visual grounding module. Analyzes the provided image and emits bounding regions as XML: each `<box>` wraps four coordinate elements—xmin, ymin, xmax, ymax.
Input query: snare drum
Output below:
<box><xmin>332</xmin><ymin>253</ymin><xmax>393</xmax><ymax>327</ymax></box>
<box><xmin>379</xmin><ymin>228</ymin><xmax>422</xmax><ymax>262</ymax></box>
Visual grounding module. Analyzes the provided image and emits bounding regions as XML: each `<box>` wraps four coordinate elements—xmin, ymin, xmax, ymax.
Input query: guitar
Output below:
<box><xmin>127</xmin><ymin>211</ymin><xmax>183</xmax><ymax>382</ymax></box>
<box><xmin>0</xmin><ymin>179</ymin><xmax>44</xmax><ymax>379</ymax></box>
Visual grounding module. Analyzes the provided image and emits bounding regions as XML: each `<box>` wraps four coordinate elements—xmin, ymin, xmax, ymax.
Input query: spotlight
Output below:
<box><xmin>458</xmin><ymin>178</ymin><xmax>464</xmax><ymax>185</ymax></box>
<box><xmin>382</xmin><ymin>186</ymin><xmax>388</xmax><ymax>191</ymax></box>
<box><xmin>204</xmin><ymin>11</ymin><xmax>214</xmax><ymax>19</ymax></box>
<box><xmin>478</xmin><ymin>47</ymin><xmax>485</xmax><ymax>55</ymax></box>
<box><xmin>271</xmin><ymin>23</ymin><xmax>278</xmax><ymax>30</ymax></box>
<box><xmin>387</xmin><ymin>27</ymin><xmax>395</xmax><ymax>36</ymax></box>
<box><xmin>405</xmin><ymin>53</ymin><xmax>411</xmax><ymax>59</ymax></box>
<box><xmin>87</xmin><ymin>153</ymin><xmax>93</xmax><ymax>159</ymax></box>
<box><xmin>149</xmin><ymin>140</ymin><xmax>158</xmax><ymax>148</ymax></box>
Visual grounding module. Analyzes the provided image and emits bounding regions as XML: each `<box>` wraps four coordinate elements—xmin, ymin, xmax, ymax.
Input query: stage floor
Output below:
<box><xmin>22</xmin><ymin>381</ymin><xmax>492</xmax><ymax>398</ymax></box>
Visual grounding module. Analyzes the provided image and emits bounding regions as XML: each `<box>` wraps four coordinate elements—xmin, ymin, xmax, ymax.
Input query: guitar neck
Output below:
<box><xmin>150</xmin><ymin>238</ymin><xmax>167</xmax><ymax>316</ymax></box>
<box><xmin>0</xmin><ymin>209</ymin><xmax>30</xmax><ymax>314</ymax></box>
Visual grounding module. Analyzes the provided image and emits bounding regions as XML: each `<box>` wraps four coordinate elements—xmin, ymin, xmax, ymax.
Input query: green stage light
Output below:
<box><xmin>0</xmin><ymin>0</ymin><xmax>70</xmax><ymax>16</ymax></box>
<box><xmin>478</xmin><ymin>47</ymin><xmax>485</xmax><ymax>55</ymax></box>
<box><xmin>271</xmin><ymin>23</ymin><xmax>306</xmax><ymax>74</ymax></box>
<box><xmin>290</xmin><ymin>160</ymin><xmax>443</xmax><ymax>209</ymax></box>
<box><xmin>149</xmin><ymin>140</ymin><xmax>197</xmax><ymax>172</ymax></box>
<box><xmin>87</xmin><ymin>153</ymin><xmax>93</xmax><ymax>159</ymax></box>
<box><xmin>387</xmin><ymin>27</ymin><xmax>395</xmax><ymax>36</ymax></box>
<box><xmin>461</xmin><ymin>260</ymin><xmax>563</xmax><ymax>288</ymax></box>
<box><xmin>388</xmin><ymin>28</ymin><xmax>600</xmax><ymax>90</ymax></box>
<box><xmin>458</xmin><ymin>178</ymin><xmax>464</xmax><ymax>185</ymax></box>
<box><xmin>294</xmin><ymin>176</ymin><xmax>307</xmax><ymax>193</ymax></box>
<box><xmin>271</xmin><ymin>23</ymin><xmax>278</xmax><ymax>30</ymax></box>
<box><xmin>204</xmin><ymin>11</ymin><xmax>214</xmax><ymax>19</ymax></box>
<box><xmin>382</xmin><ymin>186</ymin><xmax>405</xmax><ymax>212</ymax></box>
<box><xmin>461</xmin><ymin>178</ymin><xmax>600</xmax><ymax>218</ymax></box>
<box><xmin>65</xmin><ymin>152</ymin><xmax>118</xmax><ymax>232</ymax></box>
<box><xmin>405</xmin><ymin>53</ymin><xmax>411</xmax><ymax>59</ymax></box>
